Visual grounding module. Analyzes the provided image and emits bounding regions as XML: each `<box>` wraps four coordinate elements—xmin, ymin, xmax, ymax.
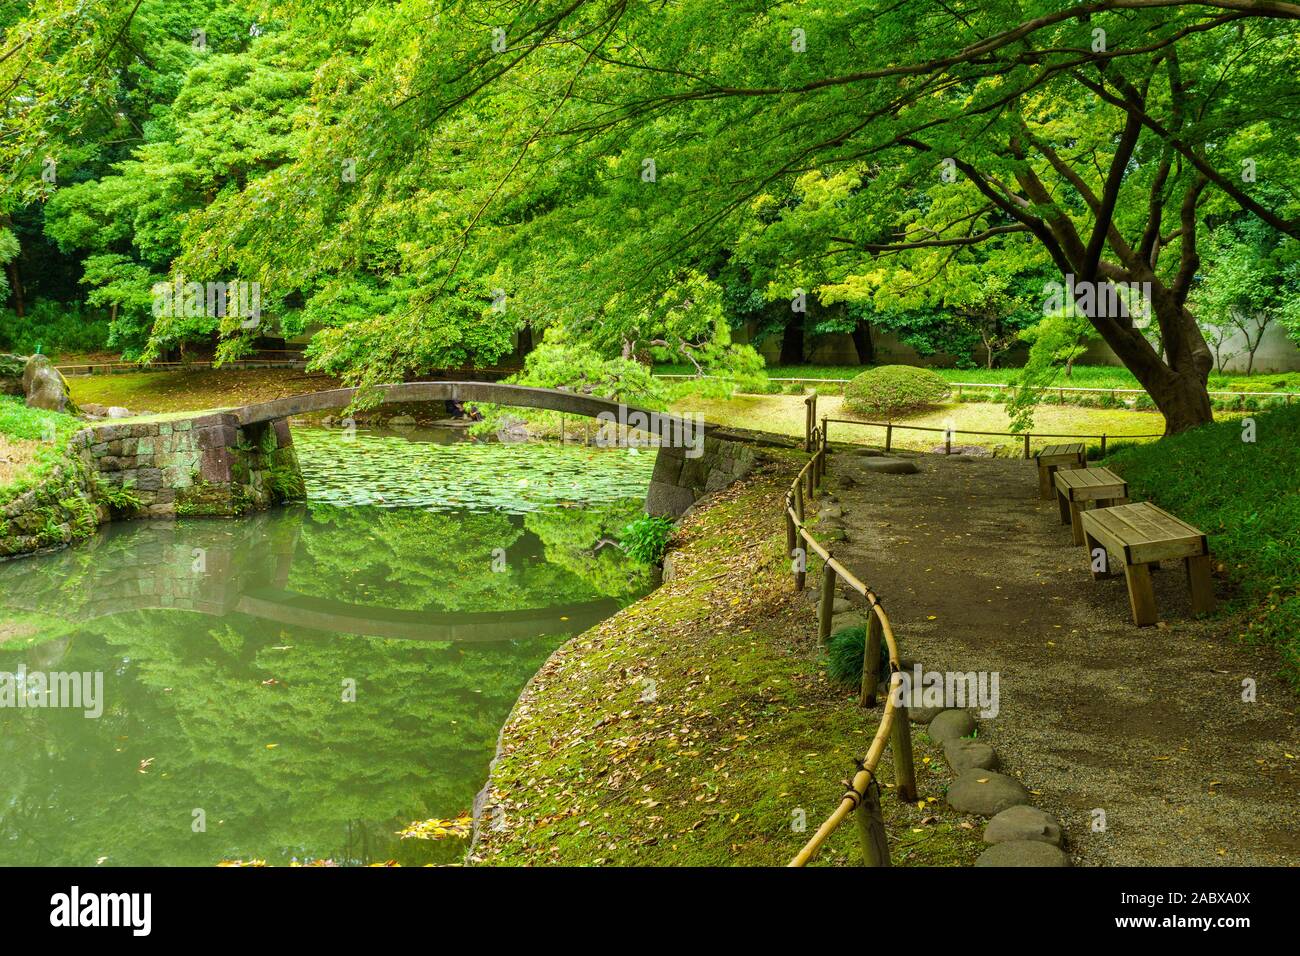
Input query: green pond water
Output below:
<box><xmin>0</xmin><ymin>427</ymin><xmax>656</xmax><ymax>866</ymax></box>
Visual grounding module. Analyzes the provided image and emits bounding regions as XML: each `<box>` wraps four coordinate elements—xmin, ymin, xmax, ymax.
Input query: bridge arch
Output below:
<box><xmin>78</xmin><ymin>382</ymin><xmax>763</xmax><ymax>519</ymax></box>
<box><xmin>232</xmin><ymin>381</ymin><xmax>710</xmax><ymax>434</ymax></box>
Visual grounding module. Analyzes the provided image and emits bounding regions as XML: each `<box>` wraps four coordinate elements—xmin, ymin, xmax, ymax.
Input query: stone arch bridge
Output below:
<box><xmin>74</xmin><ymin>382</ymin><xmax>764</xmax><ymax>519</ymax></box>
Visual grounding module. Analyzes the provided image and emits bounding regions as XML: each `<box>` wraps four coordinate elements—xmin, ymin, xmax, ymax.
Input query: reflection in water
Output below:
<box><xmin>0</xmin><ymin>429</ymin><xmax>654</xmax><ymax>866</ymax></box>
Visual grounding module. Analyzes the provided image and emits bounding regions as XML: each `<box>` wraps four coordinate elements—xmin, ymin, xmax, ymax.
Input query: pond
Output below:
<box><xmin>0</xmin><ymin>426</ymin><xmax>656</xmax><ymax>866</ymax></box>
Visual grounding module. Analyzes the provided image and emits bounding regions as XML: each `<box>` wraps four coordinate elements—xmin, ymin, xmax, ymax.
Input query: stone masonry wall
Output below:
<box><xmin>644</xmin><ymin>434</ymin><xmax>758</xmax><ymax>518</ymax></box>
<box><xmin>0</xmin><ymin>459</ymin><xmax>102</xmax><ymax>559</ymax></box>
<box><xmin>74</xmin><ymin>412</ymin><xmax>304</xmax><ymax>519</ymax></box>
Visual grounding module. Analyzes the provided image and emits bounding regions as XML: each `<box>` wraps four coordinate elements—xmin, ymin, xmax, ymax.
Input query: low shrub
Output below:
<box><xmin>842</xmin><ymin>365</ymin><xmax>950</xmax><ymax>420</ymax></box>
<box><xmin>619</xmin><ymin>514</ymin><xmax>674</xmax><ymax>565</ymax></box>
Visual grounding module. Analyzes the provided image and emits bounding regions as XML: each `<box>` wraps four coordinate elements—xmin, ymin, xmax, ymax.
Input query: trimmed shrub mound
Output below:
<box><xmin>843</xmin><ymin>365</ymin><xmax>950</xmax><ymax>419</ymax></box>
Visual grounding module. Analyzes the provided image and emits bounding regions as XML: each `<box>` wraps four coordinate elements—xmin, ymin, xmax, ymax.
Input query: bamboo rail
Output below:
<box><xmin>786</xmin><ymin>398</ymin><xmax>916</xmax><ymax>867</ymax></box>
<box><xmin>653</xmin><ymin>372</ymin><xmax>1297</xmax><ymax>404</ymax></box>
<box><xmin>821</xmin><ymin>417</ymin><xmax>1164</xmax><ymax>459</ymax></box>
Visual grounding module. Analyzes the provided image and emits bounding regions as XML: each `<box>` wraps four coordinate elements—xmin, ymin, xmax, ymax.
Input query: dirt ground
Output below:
<box><xmin>825</xmin><ymin>447</ymin><xmax>1300</xmax><ymax>866</ymax></box>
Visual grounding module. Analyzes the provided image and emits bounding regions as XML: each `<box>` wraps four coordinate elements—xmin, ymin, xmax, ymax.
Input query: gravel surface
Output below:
<box><xmin>827</xmin><ymin>448</ymin><xmax>1300</xmax><ymax>866</ymax></box>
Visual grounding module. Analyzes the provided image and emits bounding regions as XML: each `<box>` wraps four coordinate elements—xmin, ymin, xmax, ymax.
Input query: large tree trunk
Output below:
<box><xmin>779</xmin><ymin>312</ymin><xmax>804</xmax><ymax>365</ymax></box>
<box><xmin>851</xmin><ymin>319</ymin><xmax>874</xmax><ymax>364</ymax></box>
<box><xmin>5</xmin><ymin>260</ymin><xmax>23</xmax><ymax>318</ymax></box>
<box><xmin>1089</xmin><ymin>292</ymin><xmax>1214</xmax><ymax>435</ymax></box>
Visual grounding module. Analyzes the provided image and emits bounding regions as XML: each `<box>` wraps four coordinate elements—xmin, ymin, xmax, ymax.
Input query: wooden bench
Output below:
<box><xmin>1080</xmin><ymin>502</ymin><xmax>1215</xmax><ymax>626</ymax></box>
<box><xmin>1054</xmin><ymin>466</ymin><xmax>1129</xmax><ymax>546</ymax></box>
<box><xmin>1035</xmin><ymin>442</ymin><xmax>1086</xmax><ymax>500</ymax></box>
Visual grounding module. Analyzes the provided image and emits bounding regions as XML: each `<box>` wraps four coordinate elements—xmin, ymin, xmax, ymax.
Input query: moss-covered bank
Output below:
<box><xmin>471</xmin><ymin>450</ymin><xmax>983</xmax><ymax>866</ymax></box>
<box><xmin>0</xmin><ymin>398</ymin><xmax>109</xmax><ymax>559</ymax></box>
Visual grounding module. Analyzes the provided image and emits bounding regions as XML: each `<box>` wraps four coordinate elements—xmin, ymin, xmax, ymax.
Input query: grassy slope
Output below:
<box><xmin>474</xmin><ymin>452</ymin><xmax>983</xmax><ymax>866</ymax></box>
<box><xmin>0</xmin><ymin>397</ymin><xmax>83</xmax><ymax>503</ymax></box>
<box><xmin>1105</xmin><ymin>406</ymin><xmax>1300</xmax><ymax>684</ymax></box>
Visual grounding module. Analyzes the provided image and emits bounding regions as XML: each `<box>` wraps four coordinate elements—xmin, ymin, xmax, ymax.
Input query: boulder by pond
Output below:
<box><xmin>18</xmin><ymin>354</ymin><xmax>78</xmax><ymax>414</ymax></box>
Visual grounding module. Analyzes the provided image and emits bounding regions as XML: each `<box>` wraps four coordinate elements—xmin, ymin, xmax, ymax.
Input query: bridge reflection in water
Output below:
<box><xmin>0</xmin><ymin>504</ymin><xmax>626</xmax><ymax>645</ymax></box>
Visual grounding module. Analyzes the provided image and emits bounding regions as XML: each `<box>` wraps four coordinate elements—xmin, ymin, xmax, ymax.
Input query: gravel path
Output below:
<box><xmin>826</xmin><ymin>449</ymin><xmax>1300</xmax><ymax>866</ymax></box>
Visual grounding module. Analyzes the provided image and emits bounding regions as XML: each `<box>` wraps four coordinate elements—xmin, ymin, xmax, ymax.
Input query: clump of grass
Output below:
<box><xmin>1106</xmin><ymin>405</ymin><xmax>1300</xmax><ymax>685</ymax></box>
<box><xmin>825</xmin><ymin>625</ymin><xmax>888</xmax><ymax>689</ymax></box>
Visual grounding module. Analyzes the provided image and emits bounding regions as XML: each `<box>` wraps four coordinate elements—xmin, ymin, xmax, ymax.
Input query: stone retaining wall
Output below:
<box><xmin>645</xmin><ymin>434</ymin><xmax>758</xmax><ymax>517</ymax></box>
<box><xmin>74</xmin><ymin>412</ymin><xmax>304</xmax><ymax>518</ymax></box>
<box><xmin>0</xmin><ymin>460</ymin><xmax>101</xmax><ymax>559</ymax></box>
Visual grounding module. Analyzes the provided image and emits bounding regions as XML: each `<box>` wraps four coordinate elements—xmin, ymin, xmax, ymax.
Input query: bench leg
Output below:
<box><xmin>1185</xmin><ymin>554</ymin><xmax>1216</xmax><ymax>616</ymax></box>
<box><xmin>1038</xmin><ymin>463</ymin><xmax>1054</xmax><ymax>500</ymax></box>
<box><xmin>1056</xmin><ymin>488</ymin><xmax>1071</xmax><ymax>525</ymax></box>
<box><xmin>1084</xmin><ymin>531</ymin><xmax>1115</xmax><ymax>579</ymax></box>
<box><xmin>1123</xmin><ymin>562</ymin><xmax>1157</xmax><ymax>627</ymax></box>
<box><xmin>1069</xmin><ymin>501</ymin><xmax>1086</xmax><ymax>546</ymax></box>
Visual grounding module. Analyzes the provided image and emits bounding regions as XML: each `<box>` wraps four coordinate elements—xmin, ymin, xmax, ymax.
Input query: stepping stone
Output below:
<box><xmin>975</xmin><ymin>840</ymin><xmax>1070</xmax><ymax>867</ymax></box>
<box><xmin>858</xmin><ymin>458</ymin><xmax>919</xmax><ymax>474</ymax></box>
<box><xmin>984</xmin><ymin>806</ymin><xmax>1064</xmax><ymax>847</ymax></box>
<box><xmin>906</xmin><ymin>705</ymin><xmax>948</xmax><ymax>724</ymax></box>
<box><xmin>944</xmin><ymin>738</ymin><xmax>998</xmax><ymax>773</ymax></box>
<box><xmin>818</xmin><ymin>504</ymin><xmax>843</xmax><ymax>520</ymax></box>
<box><xmin>946</xmin><ymin>770</ymin><xmax>1031</xmax><ymax>817</ymax></box>
<box><xmin>926</xmin><ymin>709</ymin><xmax>977</xmax><ymax>744</ymax></box>
<box><xmin>831</xmin><ymin>612</ymin><xmax>867</xmax><ymax>632</ymax></box>
<box><xmin>820</xmin><ymin>598</ymin><xmax>854</xmax><ymax>626</ymax></box>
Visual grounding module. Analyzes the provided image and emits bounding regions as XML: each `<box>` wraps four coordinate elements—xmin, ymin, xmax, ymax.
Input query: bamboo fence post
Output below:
<box><xmin>855</xmin><ymin>779</ymin><xmax>890</xmax><ymax>867</ymax></box>
<box><xmin>793</xmin><ymin>490</ymin><xmax>806</xmax><ymax>591</ymax></box>
<box><xmin>1100</xmin><ymin>434</ymin><xmax>1107</xmax><ymax>457</ymax></box>
<box><xmin>1022</xmin><ymin>434</ymin><xmax>1030</xmax><ymax>459</ymax></box>
<box><xmin>820</xmin><ymin>417</ymin><xmax>829</xmax><ymax>485</ymax></box>
<box><xmin>859</xmin><ymin>611</ymin><xmax>883</xmax><ymax>707</ymax></box>
<box><xmin>885</xmin><ymin>423</ymin><xmax>893</xmax><ymax>453</ymax></box>
<box><xmin>890</xmin><ymin>694</ymin><xmax>918</xmax><ymax>802</ymax></box>
<box><xmin>786</xmin><ymin>499</ymin><xmax>797</xmax><ymax>559</ymax></box>
<box><xmin>817</xmin><ymin>559</ymin><xmax>837</xmax><ymax>644</ymax></box>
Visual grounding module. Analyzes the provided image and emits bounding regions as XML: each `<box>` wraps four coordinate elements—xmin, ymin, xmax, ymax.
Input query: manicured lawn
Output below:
<box><xmin>657</xmin><ymin>363</ymin><xmax>1300</xmax><ymax>394</ymax></box>
<box><xmin>672</xmin><ymin>392</ymin><xmax>1170</xmax><ymax>455</ymax></box>
<box><xmin>68</xmin><ymin>368</ymin><xmax>339</xmax><ymax>413</ymax></box>
<box><xmin>1105</xmin><ymin>406</ymin><xmax>1300</xmax><ymax>686</ymax></box>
